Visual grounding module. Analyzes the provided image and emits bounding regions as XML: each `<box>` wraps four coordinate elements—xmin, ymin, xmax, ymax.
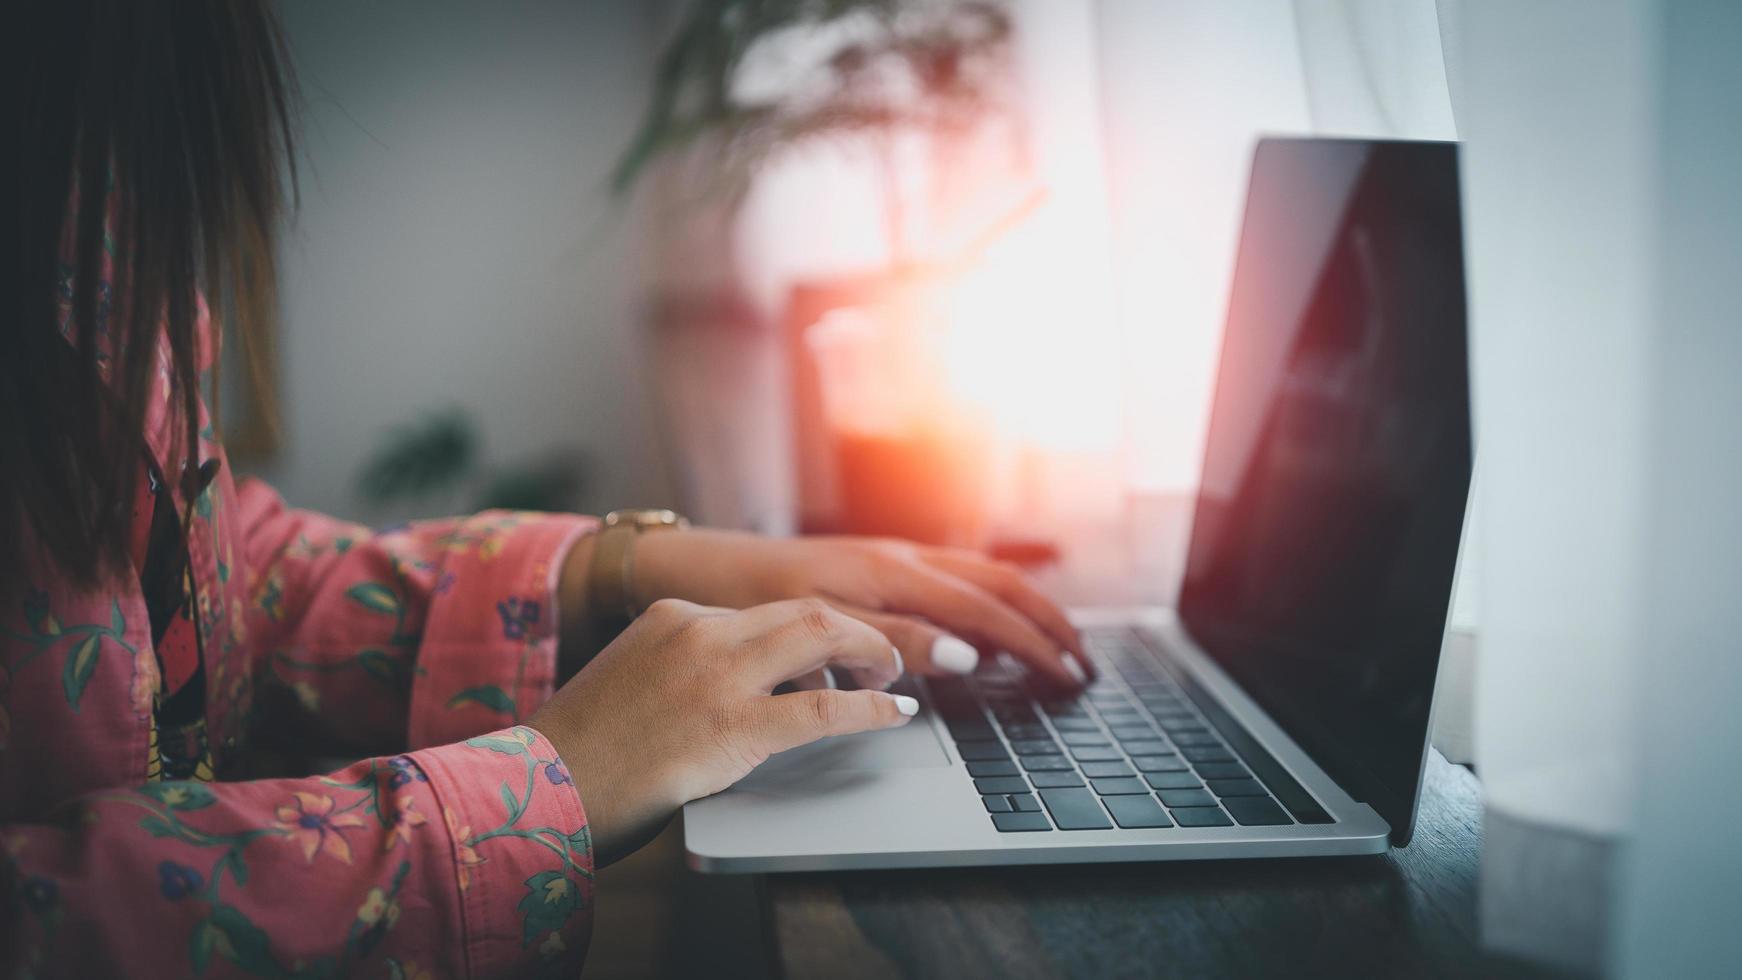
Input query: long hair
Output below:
<box><xmin>7</xmin><ymin>0</ymin><xmax>296</xmax><ymax>600</ymax></box>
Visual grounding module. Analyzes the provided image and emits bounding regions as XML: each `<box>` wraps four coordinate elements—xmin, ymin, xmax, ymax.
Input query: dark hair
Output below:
<box><xmin>7</xmin><ymin>0</ymin><xmax>296</xmax><ymax>599</ymax></box>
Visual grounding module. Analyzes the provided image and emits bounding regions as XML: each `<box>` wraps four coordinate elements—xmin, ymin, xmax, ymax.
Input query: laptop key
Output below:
<box><xmin>1070</xmin><ymin>746</ymin><xmax>1123</xmax><ymax>762</ymax></box>
<box><xmin>1145</xmin><ymin>772</ymin><xmax>1203</xmax><ymax>791</ymax></box>
<box><xmin>1118</xmin><ymin>739</ymin><xmax>1171</xmax><ymax>757</ymax></box>
<box><xmin>1171</xmin><ymin>805</ymin><xmax>1234</xmax><ymax>827</ymax></box>
<box><xmin>1223</xmin><ymin>796</ymin><xmax>1292</xmax><ymax>826</ymax></box>
<box><xmin>1080</xmin><ymin>761</ymin><xmax>1134</xmax><ymax>778</ymax></box>
<box><xmin>946</xmin><ymin>720</ymin><xmax>996</xmax><ymax>741</ymax></box>
<box><xmin>1157</xmin><ymin>789</ymin><xmax>1218</xmax><ymax>808</ymax></box>
<box><xmin>1207</xmin><ymin>778</ymin><xmax>1268</xmax><ymax>798</ymax></box>
<box><xmin>975</xmin><ymin>776</ymin><xmax>1031</xmax><ymax>795</ymax></box>
<box><xmin>1010</xmin><ymin>739</ymin><xmax>1061</xmax><ymax>756</ymax></box>
<box><xmin>1028</xmin><ymin>771</ymin><xmax>1086</xmax><ymax>788</ymax></box>
<box><xmin>1090</xmin><ymin>777</ymin><xmax>1150</xmax><ymax>796</ymax></box>
<box><xmin>1038</xmin><ymin>788</ymin><xmax>1114</xmax><ymax>830</ymax></box>
<box><xmin>1060</xmin><ymin>730</ymin><xmax>1110</xmax><ymax>746</ymax></box>
<box><xmin>1132</xmin><ymin>754</ymin><xmax>1190</xmax><ymax>773</ymax></box>
<box><xmin>991</xmin><ymin>811</ymin><xmax>1053</xmax><ymax>832</ymax></box>
<box><xmin>1193</xmin><ymin>762</ymin><xmax>1251</xmax><ymax>780</ymax></box>
<box><xmin>1001</xmin><ymin>723</ymin><xmax>1052</xmax><ymax>740</ymax></box>
<box><xmin>1171</xmin><ymin>731</ymin><xmax>1221</xmax><ymax>746</ymax></box>
<box><xmin>1110</xmin><ymin>724</ymin><xmax>1159</xmax><ymax>741</ymax></box>
<box><xmin>1010</xmin><ymin>793</ymin><xmax>1043</xmax><ymax>813</ymax></box>
<box><xmin>1051</xmin><ymin>717</ymin><xmax>1101</xmax><ymax>732</ymax></box>
<box><xmin>1182</xmin><ymin>745</ymin><xmax>1235</xmax><ymax>763</ymax></box>
<box><xmin>966</xmin><ymin>760</ymin><xmax>1019</xmax><ymax>778</ymax></box>
<box><xmin>1104</xmin><ymin>794</ymin><xmax>1174</xmax><ymax>829</ymax></box>
<box><xmin>1021</xmin><ymin>755</ymin><xmax>1076</xmax><ymax>772</ymax></box>
<box><xmin>983</xmin><ymin>795</ymin><xmax>1014</xmax><ymax>813</ymax></box>
<box><xmin>957</xmin><ymin>740</ymin><xmax>1012</xmax><ymax>761</ymax></box>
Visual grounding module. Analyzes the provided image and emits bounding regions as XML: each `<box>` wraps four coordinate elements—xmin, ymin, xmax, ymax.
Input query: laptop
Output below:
<box><xmin>685</xmin><ymin>137</ymin><xmax>1472</xmax><ymax>872</ymax></box>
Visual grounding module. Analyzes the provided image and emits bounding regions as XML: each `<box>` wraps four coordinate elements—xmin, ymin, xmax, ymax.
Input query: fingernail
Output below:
<box><xmin>891</xmin><ymin>694</ymin><xmax>920</xmax><ymax>716</ymax></box>
<box><xmin>931</xmin><ymin>635</ymin><xmax>978</xmax><ymax>675</ymax></box>
<box><xmin>1061</xmin><ymin>654</ymin><xmax>1087</xmax><ymax>685</ymax></box>
<box><xmin>890</xmin><ymin>645</ymin><xmax>905</xmax><ymax>677</ymax></box>
<box><xmin>823</xmin><ymin>668</ymin><xmax>838</xmax><ymax>691</ymax></box>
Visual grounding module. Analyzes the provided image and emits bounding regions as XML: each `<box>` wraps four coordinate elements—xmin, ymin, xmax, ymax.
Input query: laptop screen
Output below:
<box><xmin>1176</xmin><ymin>138</ymin><xmax>1471</xmax><ymax>845</ymax></box>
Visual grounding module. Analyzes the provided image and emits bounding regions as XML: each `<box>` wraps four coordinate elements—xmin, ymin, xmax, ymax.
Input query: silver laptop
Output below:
<box><xmin>685</xmin><ymin>137</ymin><xmax>1472</xmax><ymax>872</ymax></box>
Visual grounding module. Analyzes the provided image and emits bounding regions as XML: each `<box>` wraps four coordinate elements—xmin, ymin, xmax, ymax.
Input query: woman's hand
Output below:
<box><xmin>630</xmin><ymin>530</ymin><xmax>1090</xmax><ymax>689</ymax></box>
<box><xmin>529</xmin><ymin>597</ymin><xmax>914</xmax><ymax>866</ymax></box>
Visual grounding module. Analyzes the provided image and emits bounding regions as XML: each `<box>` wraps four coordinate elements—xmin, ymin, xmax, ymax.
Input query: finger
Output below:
<box><xmin>883</xmin><ymin>567</ymin><xmax>1083</xmax><ymax>690</ymax></box>
<box><xmin>788</xmin><ymin>668</ymin><xmax>837</xmax><ymax>692</ymax></box>
<box><xmin>832</xmin><ymin>604</ymin><xmax>980</xmax><ymax>677</ymax></box>
<box><xmin>751</xmin><ymin>688</ymin><xmax>919</xmax><ymax>757</ymax></box>
<box><xmin>725</xmin><ymin>599</ymin><xmax>905</xmax><ymax>691</ymax></box>
<box><xmin>922</xmin><ymin>549</ymin><xmax>1094</xmax><ymax>680</ymax></box>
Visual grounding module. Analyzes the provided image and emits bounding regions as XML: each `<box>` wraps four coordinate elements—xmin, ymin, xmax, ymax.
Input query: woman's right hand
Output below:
<box><xmin>528</xmin><ymin>597</ymin><xmax>917</xmax><ymax>866</ymax></box>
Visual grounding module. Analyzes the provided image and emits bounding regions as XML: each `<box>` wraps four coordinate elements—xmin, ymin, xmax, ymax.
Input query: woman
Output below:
<box><xmin>4</xmin><ymin>3</ymin><xmax>1088</xmax><ymax>976</ymax></box>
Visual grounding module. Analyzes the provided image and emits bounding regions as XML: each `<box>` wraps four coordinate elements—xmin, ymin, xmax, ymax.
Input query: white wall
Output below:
<box><xmin>251</xmin><ymin>0</ymin><xmax>672</xmax><ymax>522</ymax></box>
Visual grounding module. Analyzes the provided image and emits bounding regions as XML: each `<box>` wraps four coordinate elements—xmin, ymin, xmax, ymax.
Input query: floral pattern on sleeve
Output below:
<box><xmin>3</xmin><ymin>728</ymin><xmax>591</xmax><ymax>979</ymax></box>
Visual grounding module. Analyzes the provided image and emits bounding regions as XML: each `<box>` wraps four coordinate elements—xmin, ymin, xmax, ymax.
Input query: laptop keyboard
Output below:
<box><xmin>931</xmin><ymin>627</ymin><xmax>1314</xmax><ymax>833</ymax></box>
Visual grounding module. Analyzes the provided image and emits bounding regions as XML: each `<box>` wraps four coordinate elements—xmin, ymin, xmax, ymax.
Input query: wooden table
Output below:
<box><xmin>760</xmin><ymin>751</ymin><xmax>1568</xmax><ymax>980</ymax></box>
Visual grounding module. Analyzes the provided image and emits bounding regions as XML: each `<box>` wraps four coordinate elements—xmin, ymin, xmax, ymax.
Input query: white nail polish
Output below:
<box><xmin>931</xmin><ymin>635</ymin><xmax>979</xmax><ymax>675</ymax></box>
<box><xmin>891</xmin><ymin>694</ymin><xmax>920</xmax><ymax>716</ymax></box>
<box><xmin>1062</xmin><ymin>654</ymin><xmax>1088</xmax><ymax>685</ymax></box>
<box><xmin>890</xmin><ymin>645</ymin><xmax>905</xmax><ymax>677</ymax></box>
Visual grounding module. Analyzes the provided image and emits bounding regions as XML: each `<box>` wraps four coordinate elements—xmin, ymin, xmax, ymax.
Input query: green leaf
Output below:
<box><xmin>465</xmin><ymin>733</ymin><xmax>528</xmax><ymax>757</ymax></box>
<box><xmin>345</xmin><ymin>583</ymin><xmax>401</xmax><ymax>617</ymax></box>
<box><xmin>191</xmin><ymin>916</ymin><xmax>217</xmax><ymax>974</ymax></box>
<box><xmin>565</xmin><ymin>826</ymin><xmax>592</xmax><ymax>857</ymax></box>
<box><xmin>62</xmin><ymin>633</ymin><xmax>101</xmax><ymax>710</ymax></box>
<box><xmin>141</xmin><ymin>815</ymin><xmax>179</xmax><ymax>838</ymax></box>
<box><xmin>110</xmin><ymin>598</ymin><xmax>125</xmax><ymax>634</ymax></box>
<box><xmin>222</xmin><ymin>849</ymin><xmax>249</xmax><ymax>886</ymax></box>
<box><xmin>357</xmin><ymin>649</ymin><xmax>406</xmax><ymax>687</ymax></box>
<box><xmin>447</xmin><ymin>685</ymin><xmax>515</xmax><ymax>714</ymax></box>
<box><xmin>145</xmin><ymin>781</ymin><xmax>216</xmax><ymax>811</ymax></box>
<box><xmin>500</xmin><ymin>783</ymin><xmax>521</xmax><ymax>823</ymax></box>
<box><xmin>208</xmin><ymin>904</ymin><xmax>279</xmax><ymax>977</ymax></box>
<box><xmin>516</xmin><ymin>871</ymin><xmax>580</xmax><ymax>947</ymax></box>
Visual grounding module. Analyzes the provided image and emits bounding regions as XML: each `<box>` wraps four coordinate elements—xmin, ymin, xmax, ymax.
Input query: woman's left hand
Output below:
<box><xmin>626</xmin><ymin>529</ymin><xmax>1090</xmax><ymax>690</ymax></box>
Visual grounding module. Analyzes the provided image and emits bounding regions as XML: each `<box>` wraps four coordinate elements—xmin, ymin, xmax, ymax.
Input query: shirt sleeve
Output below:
<box><xmin>2</xmin><ymin>726</ymin><xmax>593</xmax><ymax>979</ymax></box>
<box><xmin>236</xmin><ymin>478</ymin><xmax>598</xmax><ymax>754</ymax></box>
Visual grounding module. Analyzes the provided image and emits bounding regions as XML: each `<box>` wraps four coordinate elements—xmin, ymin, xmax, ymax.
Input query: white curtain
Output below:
<box><xmin>1458</xmin><ymin>1</ymin><xmax>1742</xmax><ymax>975</ymax></box>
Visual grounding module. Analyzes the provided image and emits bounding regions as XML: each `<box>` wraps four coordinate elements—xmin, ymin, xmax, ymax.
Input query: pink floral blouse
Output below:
<box><xmin>3</xmin><ymin>241</ymin><xmax>599</xmax><ymax>977</ymax></box>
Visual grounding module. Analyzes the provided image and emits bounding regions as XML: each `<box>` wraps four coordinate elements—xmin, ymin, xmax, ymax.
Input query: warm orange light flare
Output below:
<box><xmin>940</xmin><ymin>201</ymin><xmax>1122</xmax><ymax>453</ymax></box>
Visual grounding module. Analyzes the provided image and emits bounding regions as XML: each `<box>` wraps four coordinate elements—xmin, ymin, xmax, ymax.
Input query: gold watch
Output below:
<box><xmin>587</xmin><ymin>508</ymin><xmax>689</xmax><ymax>626</ymax></box>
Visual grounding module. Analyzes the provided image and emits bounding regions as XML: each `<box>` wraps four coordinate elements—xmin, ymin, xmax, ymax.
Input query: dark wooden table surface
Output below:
<box><xmin>760</xmin><ymin>751</ymin><xmax>1568</xmax><ymax>980</ymax></box>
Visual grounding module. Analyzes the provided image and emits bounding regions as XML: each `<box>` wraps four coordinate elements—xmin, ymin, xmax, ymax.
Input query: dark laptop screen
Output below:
<box><xmin>1176</xmin><ymin>138</ymin><xmax>1470</xmax><ymax>845</ymax></box>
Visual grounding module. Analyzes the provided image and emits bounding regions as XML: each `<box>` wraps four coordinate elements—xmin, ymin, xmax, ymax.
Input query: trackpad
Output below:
<box><xmin>754</xmin><ymin>711</ymin><xmax>950</xmax><ymax>773</ymax></box>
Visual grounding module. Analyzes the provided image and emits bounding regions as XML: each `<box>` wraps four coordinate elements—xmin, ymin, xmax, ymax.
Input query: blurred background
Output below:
<box><xmin>236</xmin><ymin>2</ymin><xmax>1742</xmax><ymax>977</ymax></box>
<box><xmin>247</xmin><ymin>0</ymin><xmax>1467</xmax><ymax>611</ymax></box>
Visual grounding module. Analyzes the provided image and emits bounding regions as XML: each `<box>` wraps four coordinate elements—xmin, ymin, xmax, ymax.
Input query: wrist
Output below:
<box><xmin>557</xmin><ymin>533</ymin><xmax>600</xmax><ymax>678</ymax></box>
